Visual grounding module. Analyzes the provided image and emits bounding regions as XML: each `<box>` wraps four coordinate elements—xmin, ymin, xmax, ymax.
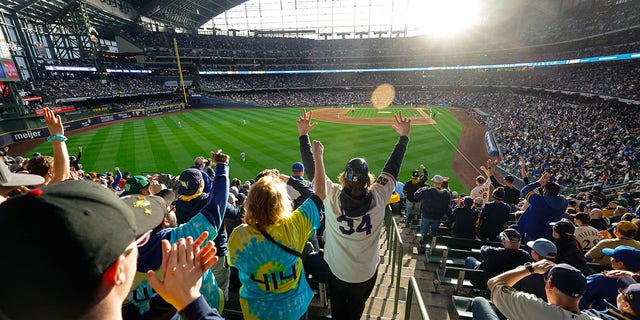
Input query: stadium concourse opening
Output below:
<box><xmin>312</xmin><ymin>107</ymin><xmax>437</xmax><ymax>125</ymax></box>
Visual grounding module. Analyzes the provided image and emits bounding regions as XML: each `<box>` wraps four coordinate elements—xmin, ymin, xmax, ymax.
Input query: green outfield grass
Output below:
<box><xmin>29</xmin><ymin>106</ymin><xmax>467</xmax><ymax>192</ymax></box>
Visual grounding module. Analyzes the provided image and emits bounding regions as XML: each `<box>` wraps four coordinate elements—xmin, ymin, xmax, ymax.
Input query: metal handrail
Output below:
<box><xmin>387</xmin><ymin>217</ymin><xmax>404</xmax><ymax>315</ymax></box>
<box><xmin>405</xmin><ymin>276</ymin><xmax>430</xmax><ymax>320</ymax></box>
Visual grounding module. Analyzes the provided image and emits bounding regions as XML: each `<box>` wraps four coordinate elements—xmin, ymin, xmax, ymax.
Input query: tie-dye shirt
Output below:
<box><xmin>228</xmin><ymin>196</ymin><xmax>322</xmax><ymax>320</ymax></box>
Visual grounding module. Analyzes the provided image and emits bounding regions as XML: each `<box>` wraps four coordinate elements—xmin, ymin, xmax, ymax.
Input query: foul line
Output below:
<box><xmin>431</xmin><ymin>123</ymin><xmax>483</xmax><ymax>175</ymax></box>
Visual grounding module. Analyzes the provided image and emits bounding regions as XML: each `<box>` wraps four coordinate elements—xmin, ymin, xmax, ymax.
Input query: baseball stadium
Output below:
<box><xmin>0</xmin><ymin>0</ymin><xmax>639</xmax><ymax>319</ymax></box>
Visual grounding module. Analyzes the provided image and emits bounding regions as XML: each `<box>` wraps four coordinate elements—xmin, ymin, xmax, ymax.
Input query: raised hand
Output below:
<box><xmin>44</xmin><ymin>107</ymin><xmax>64</xmax><ymax>136</ymax></box>
<box><xmin>312</xmin><ymin>140</ymin><xmax>324</xmax><ymax>157</ymax></box>
<box><xmin>297</xmin><ymin>108</ymin><xmax>317</xmax><ymax>136</ymax></box>
<box><xmin>392</xmin><ymin>111</ymin><xmax>411</xmax><ymax>137</ymax></box>
<box><xmin>211</xmin><ymin>150</ymin><xmax>229</xmax><ymax>165</ymax></box>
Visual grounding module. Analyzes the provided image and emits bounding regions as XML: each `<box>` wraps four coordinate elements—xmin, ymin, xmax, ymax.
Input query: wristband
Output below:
<box><xmin>47</xmin><ymin>134</ymin><xmax>68</xmax><ymax>142</ymax></box>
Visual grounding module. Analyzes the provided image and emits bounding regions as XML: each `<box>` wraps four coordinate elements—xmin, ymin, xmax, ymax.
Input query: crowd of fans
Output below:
<box><xmin>200</xmin><ymin>60</ymin><xmax>640</xmax><ymax>100</ymax></box>
<box><xmin>33</xmin><ymin>77</ymin><xmax>168</xmax><ymax>101</ymax></box>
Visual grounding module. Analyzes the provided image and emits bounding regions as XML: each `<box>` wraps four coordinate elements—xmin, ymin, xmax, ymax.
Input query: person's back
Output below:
<box><xmin>573</xmin><ymin>213</ymin><xmax>601</xmax><ymax>250</ymax></box>
<box><xmin>551</xmin><ymin>221</ymin><xmax>594</xmax><ymax>276</ymax></box>
<box><xmin>415</xmin><ymin>177</ymin><xmax>451</xmax><ymax>239</ymax></box>
<box><xmin>580</xmin><ymin>246</ymin><xmax>640</xmax><ymax>311</ymax></box>
<box><xmin>479</xmin><ymin>245</ymin><xmax>531</xmax><ymax>274</ymax></box>
<box><xmin>519</xmin><ymin>177</ymin><xmax>568</xmax><ymax>241</ymax></box>
<box><xmin>445</xmin><ymin>198</ymin><xmax>478</xmax><ymax>239</ymax></box>
<box><xmin>296</xmin><ymin>108</ymin><xmax>411</xmax><ymax>320</ymax></box>
<box><xmin>479</xmin><ymin>200</ymin><xmax>511</xmax><ymax>241</ymax></box>
<box><xmin>228</xmin><ymin>174</ymin><xmax>323</xmax><ymax>320</ymax></box>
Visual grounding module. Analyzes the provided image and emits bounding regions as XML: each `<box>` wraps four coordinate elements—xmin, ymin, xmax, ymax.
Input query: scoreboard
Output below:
<box><xmin>0</xmin><ymin>31</ymin><xmax>19</xmax><ymax>82</ymax></box>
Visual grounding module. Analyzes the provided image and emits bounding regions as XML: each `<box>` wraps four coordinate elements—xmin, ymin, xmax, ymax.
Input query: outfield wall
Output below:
<box><xmin>0</xmin><ymin>104</ymin><xmax>184</xmax><ymax>147</ymax></box>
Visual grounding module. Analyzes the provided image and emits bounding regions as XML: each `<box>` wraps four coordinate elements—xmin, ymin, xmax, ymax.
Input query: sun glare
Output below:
<box><xmin>410</xmin><ymin>0</ymin><xmax>483</xmax><ymax>38</ymax></box>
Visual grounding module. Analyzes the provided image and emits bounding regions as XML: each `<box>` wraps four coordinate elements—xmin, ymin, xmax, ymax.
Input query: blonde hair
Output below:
<box><xmin>244</xmin><ymin>175</ymin><xmax>292</xmax><ymax>228</ymax></box>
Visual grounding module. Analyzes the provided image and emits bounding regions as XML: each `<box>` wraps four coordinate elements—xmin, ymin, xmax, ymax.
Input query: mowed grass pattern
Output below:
<box><xmin>30</xmin><ymin>106</ymin><xmax>468</xmax><ymax>192</ymax></box>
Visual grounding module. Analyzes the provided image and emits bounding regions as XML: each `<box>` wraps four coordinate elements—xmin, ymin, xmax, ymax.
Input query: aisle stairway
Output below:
<box><xmin>362</xmin><ymin>214</ymin><xmax>458</xmax><ymax>320</ymax></box>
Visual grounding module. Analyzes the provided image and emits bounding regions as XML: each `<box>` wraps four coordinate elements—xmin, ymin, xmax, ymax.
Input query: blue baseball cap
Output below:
<box><xmin>603</xmin><ymin>246</ymin><xmax>640</xmax><ymax>271</ymax></box>
<box><xmin>527</xmin><ymin>238</ymin><xmax>557</xmax><ymax>259</ymax></box>
<box><xmin>546</xmin><ymin>263</ymin><xmax>586</xmax><ymax>298</ymax></box>
<box><xmin>292</xmin><ymin>162</ymin><xmax>304</xmax><ymax>172</ymax></box>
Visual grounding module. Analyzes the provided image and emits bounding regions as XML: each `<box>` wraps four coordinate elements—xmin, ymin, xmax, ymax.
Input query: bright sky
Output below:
<box><xmin>201</xmin><ymin>0</ymin><xmax>485</xmax><ymax>39</ymax></box>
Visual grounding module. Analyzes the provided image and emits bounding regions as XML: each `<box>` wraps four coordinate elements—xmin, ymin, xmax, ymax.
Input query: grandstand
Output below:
<box><xmin>1</xmin><ymin>0</ymin><xmax>640</xmax><ymax>318</ymax></box>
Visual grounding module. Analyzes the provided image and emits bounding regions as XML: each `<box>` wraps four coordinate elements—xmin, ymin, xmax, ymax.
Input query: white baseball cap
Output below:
<box><xmin>0</xmin><ymin>162</ymin><xmax>45</xmax><ymax>187</ymax></box>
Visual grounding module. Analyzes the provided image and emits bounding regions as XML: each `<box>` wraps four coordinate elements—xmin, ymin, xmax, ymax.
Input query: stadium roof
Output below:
<box><xmin>0</xmin><ymin>0</ymin><xmax>248</xmax><ymax>32</ymax></box>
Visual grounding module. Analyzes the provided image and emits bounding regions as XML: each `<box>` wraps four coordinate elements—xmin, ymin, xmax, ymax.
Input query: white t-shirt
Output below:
<box><xmin>471</xmin><ymin>179</ymin><xmax>492</xmax><ymax>207</ymax></box>
<box><xmin>492</xmin><ymin>282</ymin><xmax>592</xmax><ymax>320</ymax></box>
<box><xmin>574</xmin><ymin>225</ymin><xmax>601</xmax><ymax>250</ymax></box>
<box><xmin>323</xmin><ymin>172</ymin><xmax>396</xmax><ymax>283</ymax></box>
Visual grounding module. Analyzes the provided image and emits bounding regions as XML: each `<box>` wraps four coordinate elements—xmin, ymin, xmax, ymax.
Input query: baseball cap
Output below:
<box><xmin>344</xmin><ymin>158</ymin><xmax>369</xmax><ymax>183</ymax></box>
<box><xmin>121</xmin><ymin>175</ymin><xmax>150</xmax><ymax>196</ymax></box>
<box><xmin>546</xmin><ymin>263</ymin><xmax>587</xmax><ymax>298</ymax></box>
<box><xmin>462</xmin><ymin>196</ymin><xmax>474</xmax><ymax>207</ymax></box>
<box><xmin>603</xmin><ymin>246</ymin><xmax>640</xmax><ymax>271</ymax></box>
<box><xmin>527</xmin><ymin>238</ymin><xmax>557</xmax><ymax>259</ymax></box>
<box><xmin>177</xmin><ymin>168</ymin><xmax>203</xmax><ymax>196</ymax></box>
<box><xmin>451</xmin><ymin>190</ymin><xmax>459</xmax><ymax>199</ymax></box>
<box><xmin>500</xmin><ymin>228</ymin><xmax>521</xmax><ymax>243</ymax></box>
<box><xmin>0</xmin><ymin>180</ymin><xmax>164</xmax><ymax>319</ymax></box>
<box><xmin>431</xmin><ymin>174</ymin><xmax>444</xmax><ymax>183</ymax></box>
<box><xmin>412</xmin><ymin>170</ymin><xmax>420</xmax><ymax>178</ymax></box>
<box><xmin>474</xmin><ymin>197</ymin><xmax>483</xmax><ymax>206</ymax></box>
<box><xmin>155</xmin><ymin>189</ymin><xmax>176</xmax><ymax>207</ymax></box>
<box><xmin>612</xmin><ymin>199</ymin><xmax>629</xmax><ymax>206</ymax></box>
<box><xmin>550</xmin><ymin>220</ymin><xmax>575</xmax><ymax>237</ymax></box>
<box><xmin>493</xmin><ymin>188</ymin><xmax>505</xmax><ymax>200</ymax></box>
<box><xmin>292</xmin><ymin>162</ymin><xmax>304</xmax><ymax>172</ymax></box>
<box><xmin>618</xmin><ymin>277</ymin><xmax>640</xmax><ymax>316</ymax></box>
<box><xmin>504</xmin><ymin>175</ymin><xmax>515</xmax><ymax>183</ymax></box>
<box><xmin>0</xmin><ymin>161</ymin><xmax>44</xmax><ymax>187</ymax></box>
<box><xmin>587</xmin><ymin>203</ymin><xmax>601</xmax><ymax>209</ymax></box>
<box><xmin>617</xmin><ymin>221</ymin><xmax>639</xmax><ymax>233</ymax></box>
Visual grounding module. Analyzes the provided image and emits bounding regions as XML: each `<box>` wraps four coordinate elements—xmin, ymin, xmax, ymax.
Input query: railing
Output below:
<box><xmin>385</xmin><ymin>214</ymin><xmax>404</xmax><ymax>315</ymax></box>
<box><xmin>384</xmin><ymin>207</ymin><xmax>430</xmax><ymax>319</ymax></box>
<box><xmin>405</xmin><ymin>276</ymin><xmax>430</xmax><ymax>320</ymax></box>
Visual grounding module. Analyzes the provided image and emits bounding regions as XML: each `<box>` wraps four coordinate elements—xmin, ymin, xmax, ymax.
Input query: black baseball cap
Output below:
<box><xmin>619</xmin><ymin>277</ymin><xmax>640</xmax><ymax>316</ymax></box>
<box><xmin>0</xmin><ymin>180</ymin><xmax>164</xmax><ymax>319</ymax></box>
<box><xmin>500</xmin><ymin>228</ymin><xmax>521</xmax><ymax>243</ymax></box>
<box><xmin>412</xmin><ymin>170</ymin><xmax>420</xmax><ymax>178</ymax></box>
<box><xmin>546</xmin><ymin>263</ymin><xmax>587</xmax><ymax>298</ymax></box>
<box><xmin>344</xmin><ymin>158</ymin><xmax>369</xmax><ymax>183</ymax></box>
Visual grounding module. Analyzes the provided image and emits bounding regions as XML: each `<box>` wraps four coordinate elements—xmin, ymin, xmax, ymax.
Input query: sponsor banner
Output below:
<box><xmin>12</xmin><ymin>129</ymin><xmax>46</xmax><ymax>142</ymax></box>
<box><xmin>35</xmin><ymin>106</ymin><xmax>76</xmax><ymax>116</ymax></box>
<box><xmin>115</xmin><ymin>112</ymin><xmax>133</xmax><ymax>119</ymax></box>
<box><xmin>56</xmin><ymin>97</ymin><xmax>90</xmax><ymax>103</ymax></box>
<box><xmin>2</xmin><ymin>61</ymin><xmax>19</xmax><ymax>79</ymax></box>
<box><xmin>164</xmin><ymin>80</ymin><xmax>193</xmax><ymax>87</ymax></box>
<box><xmin>23</xmin><ymin>96</ymin><xmax>42</xmax><ymax>102</ymax></box>
<box><xmin>99</xmin><ymin>115</ymin><xmax>115</xmax><ymax>123</ymax></box>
